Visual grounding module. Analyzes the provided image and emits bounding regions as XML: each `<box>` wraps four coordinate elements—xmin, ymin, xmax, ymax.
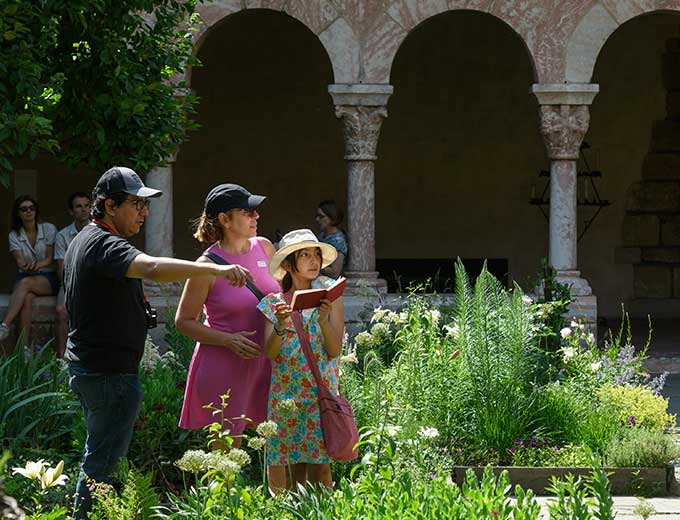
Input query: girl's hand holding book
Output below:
<box><xmin>318</xmin><ymin>299</ymin><xmax>332</xmax><ymax>321</ymax></box>
<box><xmin>274</xmin><ymin>300</ymin><xmax>293</xmax><ymax>335</ymax></box>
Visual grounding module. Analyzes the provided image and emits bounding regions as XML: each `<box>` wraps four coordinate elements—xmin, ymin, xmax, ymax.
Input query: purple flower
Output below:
<box><xmin>628</xmin><ymin>415</ymin><xmax>636</xmax><ymax>426</ymax></box>
<box><xmin>429</xmin><ymin>472</ymin><xmax>438</xmax><ymax>479</ymax></box>
<box><xmin>516</xmin><ymin>439</ymin><xmax>524</xmax><ymax>447</ymax></box>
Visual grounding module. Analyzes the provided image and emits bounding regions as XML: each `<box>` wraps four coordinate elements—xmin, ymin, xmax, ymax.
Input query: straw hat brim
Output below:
<box><xmin>269</xmin><ymin>240</ymin><xmax>338</xmax><ymax>280</ymax></box>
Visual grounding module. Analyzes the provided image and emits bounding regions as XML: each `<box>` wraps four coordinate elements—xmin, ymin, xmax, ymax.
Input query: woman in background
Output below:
<box><xmin>0</xmin><ymin>195</ymin><xmax>58</xmax><ymax>342</ymax></box>
<box><xmin>315</xmin><ymin>200</ymin><xmax>347</xmax><ymax>279</ymax></box>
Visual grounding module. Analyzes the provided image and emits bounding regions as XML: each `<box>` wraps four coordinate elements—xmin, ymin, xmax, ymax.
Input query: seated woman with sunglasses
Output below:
<box><xmin>0</xmin><ymin>195</ymin><xmax>59</xmax><ymax>342</ymax></box>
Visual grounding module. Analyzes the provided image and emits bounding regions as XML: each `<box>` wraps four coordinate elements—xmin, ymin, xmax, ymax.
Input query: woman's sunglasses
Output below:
<box><xmin>18</xmin><ymin>205</ymin><xmax>36</xmax><ymax>213</ymax></box>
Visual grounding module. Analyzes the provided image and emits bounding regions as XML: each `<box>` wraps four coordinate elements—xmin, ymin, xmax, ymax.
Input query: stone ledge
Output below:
<box><xmin>451</xmin><ymin>466</ymin><xmax>673</xmax><ymax>496</ymax></box>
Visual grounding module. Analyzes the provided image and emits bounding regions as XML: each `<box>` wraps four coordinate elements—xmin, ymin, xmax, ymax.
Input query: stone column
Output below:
<box><xmin>144</xmin><ymin>157</ymin><xmax>179</xmax><ymax>303</ymax></box>
<box><xmin>145</xmin><ymin>157</ymin><xmax>175</xmax><ymax>258</ymax></box>
<box><xmin>328</xmin><ymin>84</ymin><xmax>393</xmax><ymax>294</ymax></box>
<box><xmin>532</xmin><ymin>84</ymin><xmax>599</xmax><ymax>324</ymax></box>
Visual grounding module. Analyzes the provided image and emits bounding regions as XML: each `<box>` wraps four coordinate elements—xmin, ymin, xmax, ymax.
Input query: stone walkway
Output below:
<box><xmin>535</xmin><ymin>496</ymin><xmax>680</xmax><ymax>518</ymax></box>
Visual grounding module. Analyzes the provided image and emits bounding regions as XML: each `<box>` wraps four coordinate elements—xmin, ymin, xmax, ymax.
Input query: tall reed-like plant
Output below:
<box><xmin>453</xmin><ymin>260</ymin><xmax>541</xmax><ymax>457</ymax></box>
<box><xmin>0</xmin><ymin>341</ymin><xmax>78</xmax><ymax>452</ymax></box>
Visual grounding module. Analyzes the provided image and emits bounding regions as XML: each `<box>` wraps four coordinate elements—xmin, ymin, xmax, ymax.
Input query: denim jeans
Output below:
<box><xmin>68</xmin><ymin>365</ymin><xmax>143</xmax><ymax>519</ymax></box>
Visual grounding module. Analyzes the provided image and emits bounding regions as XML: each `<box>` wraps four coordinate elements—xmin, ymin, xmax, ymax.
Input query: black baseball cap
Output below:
<box><xmin>204</xmin><ymin>184</ymin><xmax>265</xmax><ymax>218</ymax></box>
<box><xmin>93</xmin><ymin>166</ymin><xmax>162</xmax><ymax>198</ymax></box>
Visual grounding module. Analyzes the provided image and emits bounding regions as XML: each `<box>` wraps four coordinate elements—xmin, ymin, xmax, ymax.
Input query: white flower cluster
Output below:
<box><xmin>140</xmin><ymin>335</ymin><xmax>178</xmax><ymax>372</ymax></box>
<box><xmin>256</xmin><ymin>420</ymin><xmax>279</xmax><ymax>439</ymax></box>
<box><xmin>418</xmin><ymin>426</ymin><xmax>440</xmax><ymax>440</ymax></box>
<box><xmin>370</xmin><ymin>322</ymin><xmax>391</xmax><ymax>342</ymax></box>
<box><xmin>370</xmin><ymin>307</ymin><xmax>404</xmax><ymax>325</ymax></box>
<box><xmin>274</xmin><ymin>398</ymin><xmax>297</xmax><ymax>417</ymax></box>
<box><xmin>354</xmin><ymin>331</ymin><xmax>375</xmax><ymax>349</ymax></box>
<box><xmin>175</xmin><ymin>448</ymin><xmax>251</xmax><ymax>475</ymax></box>
<box><xmin>247</xmin><ymin>436</ymin><xmax>266</xmax><ymax>450</ymax></box>
<box><xmin>443</xmin><ymin>322</ymin><xmax>460</xmax><ymax>340</ymax></box>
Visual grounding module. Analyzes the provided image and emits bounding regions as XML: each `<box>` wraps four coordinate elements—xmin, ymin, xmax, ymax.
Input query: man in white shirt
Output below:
<box><xmin>54</xmin><ymin>192</ymin><xmax>91</xmax><ymax>357</ymax></box>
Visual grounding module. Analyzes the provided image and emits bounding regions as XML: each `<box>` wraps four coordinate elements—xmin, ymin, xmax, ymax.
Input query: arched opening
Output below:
<box><xmin>586</xmin><ymin>12</ymin><xmax>680</xmax><ymax>335</ymax></box>
<box><xmin>174</xmin><ymin>9</ymin><xmax>344</xmax><ymax>260</ymax></box>
<box><xmin>375</xmin><ymin>10</ymin><xmax>542</xmax><ymax>292</ymax></box>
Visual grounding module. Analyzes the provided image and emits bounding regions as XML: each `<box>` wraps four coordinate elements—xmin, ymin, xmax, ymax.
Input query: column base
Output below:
<box><xmin>344</xmin><ymin>271</ymin><xmax>387</xmax><ymax>296</ymax></box>
<box><xmin>555</xmin><ymin>270</ymin><xmax>598</xmax><ymax>331</ymax></box>
<box><xmin>555</xmin><ymin>270</ymin><xmax>592</xmax><ymax>296</ymax></box>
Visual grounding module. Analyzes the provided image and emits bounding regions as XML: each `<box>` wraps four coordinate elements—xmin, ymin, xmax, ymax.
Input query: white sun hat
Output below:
<box><xmin>269</xmin><ymin>228</ymin><xmax>337</xmax><ymax>280</ymax></box>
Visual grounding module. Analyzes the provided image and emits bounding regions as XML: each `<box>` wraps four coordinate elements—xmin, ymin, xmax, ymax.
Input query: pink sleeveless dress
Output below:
<box><xmin>179</xmin><ymin>238</ymin><xmax>280</xmax><ymax>434</ymax></box>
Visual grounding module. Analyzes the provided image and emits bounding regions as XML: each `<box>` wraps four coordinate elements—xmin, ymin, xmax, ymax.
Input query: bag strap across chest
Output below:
<box><xmin>202</xmin><ymin>250</ymin><xmax>266</xmax><ymax>301</ymax></box>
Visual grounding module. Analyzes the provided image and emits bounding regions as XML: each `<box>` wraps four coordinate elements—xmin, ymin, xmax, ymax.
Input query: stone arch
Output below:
<box><xmin>364</xmin><ymin>2</ymin><xmax>539</xmax><ymax>84</ymax></box>
<box><xmin>189</xmin><ymin>1</ymin><xmax>360</xmax><ymax>84</ymax></box>
<box><xmin>566</xmin><ymin>1</ymin><xmax>680</xmax><ymax>83</ymax></box>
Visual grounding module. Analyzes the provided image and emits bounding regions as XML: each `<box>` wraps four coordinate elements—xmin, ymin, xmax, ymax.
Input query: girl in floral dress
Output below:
<box><xmin>257</xmin><ymin>229</ymin><xmax>345</xmax><ymax>493</ymax></box>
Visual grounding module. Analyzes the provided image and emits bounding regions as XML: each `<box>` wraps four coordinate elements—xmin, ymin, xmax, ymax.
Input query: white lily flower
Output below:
<box><xmin>560</xmin><ymin>327</ymin><xmax>572</xmax><ymax>339</ymax></box>
<box><xmin>12</xmin><ymin>460</ymin><xmax>46</xmax><ymax>481</ymax></box>
<box><xmin>40</xmin><ymin>460</ymin><xmax>68</xmax><ymax>490</ymax></box>
<box><xmin>340</xmin><ymin>352</ymin><xmax>359</xmax><ymax>364</ymax></box>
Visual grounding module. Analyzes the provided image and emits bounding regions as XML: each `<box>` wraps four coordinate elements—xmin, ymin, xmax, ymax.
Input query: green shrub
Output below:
<box><xmin>281</xmin><ymin>466</ymin><xmax>613</xmax><ymax>520</ymax></box>
<box><xmin>453</xmin><ymin>260</ymin><xmax>541</xmax><ymax>457</ymax></box>
<box><xmin>510</xmin><ymin>437</ymin><xmax>596</xmax><ymax>467</ymax></box>
<box><xmin>598</xmin><ymin>385</ymin><xmax>675</xmax><ymax>432</ymax></box>
<box><xmin>0</xmin><ymin>342</ymin><xmax>79</xmax><ymax>452</ymax></box>
<box><xmin>605</xmin><ymin>428</ymin><xmax>680</xmax><ymax>467</ymax></box>
<box><xmin>89</xmin><ymin>468</ymin><xmax>159</xmax><ymax>520</ymax></box>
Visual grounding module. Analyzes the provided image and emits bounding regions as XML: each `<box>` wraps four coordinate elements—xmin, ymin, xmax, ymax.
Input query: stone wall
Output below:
<box><xmin>617</xmin><ymin>33</ymin><xmax>680</xmax><ymax>302</ymax></box>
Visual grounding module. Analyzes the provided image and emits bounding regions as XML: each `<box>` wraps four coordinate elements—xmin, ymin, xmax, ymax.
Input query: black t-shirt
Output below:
<box><xmin>63</xmin><ymin>223</ymin><xmax>145</xmax><ymax>373</ymax></box>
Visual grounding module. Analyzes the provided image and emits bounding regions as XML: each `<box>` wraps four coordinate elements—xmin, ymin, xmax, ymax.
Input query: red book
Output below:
<box><xmin>291</xmin><ymin>277</ymin><xmax>347</xmax><ymax>311</ymax></box>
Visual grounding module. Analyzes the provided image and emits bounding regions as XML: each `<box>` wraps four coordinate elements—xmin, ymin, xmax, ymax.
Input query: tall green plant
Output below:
<box><xmin>0</xmin><ymin>343</ymin><xmax>78</xmax><ymax>452</ymax></box>
<box><xmin>453</xmin><ymin>259</ymin><xmax>540</xmax><ymax>458</ymax></box>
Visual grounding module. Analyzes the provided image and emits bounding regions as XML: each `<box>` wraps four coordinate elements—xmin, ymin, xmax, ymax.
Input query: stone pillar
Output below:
<box><xmin>532</xmin><ymin>84</ymin><xmax>599</xmax><ymax>324</ymax></box>
<box><xmin>144</xmin><ymin>157</ymin><xmax>179</xmax><ymax>303</ymax></box>
<box><xmin>328</xmin><ymin>84</ymin><xmax>393</xmax><ymax>294</ymax></box>
<box><xmin>145</xmin><ymin>158</ymin><xmax>175</xmax><ymax>258</ymax></box>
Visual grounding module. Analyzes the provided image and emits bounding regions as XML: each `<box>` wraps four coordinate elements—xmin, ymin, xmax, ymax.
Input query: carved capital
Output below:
<box><xmin>538</xmin><ymin>104</ymin><xmax>590</xmax><ymax>160</ymax></box>
<box><xmin>334</xmin><ymin>105</ymin><xmax>388</xmax><ymax>161</ymax></box>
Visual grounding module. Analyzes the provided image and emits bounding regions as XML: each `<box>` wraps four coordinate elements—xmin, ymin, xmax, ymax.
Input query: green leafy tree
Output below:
<box><xmin>0</xmin><ymin>0</ymin><xmax>200</xmax><ymax>187</ymax></box>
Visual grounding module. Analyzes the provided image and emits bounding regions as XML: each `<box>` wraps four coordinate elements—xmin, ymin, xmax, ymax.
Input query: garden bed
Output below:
<box><xmin>451</xmin><ymin>465</ymin><xmax>676</xmax><ymax>496</ymax></box>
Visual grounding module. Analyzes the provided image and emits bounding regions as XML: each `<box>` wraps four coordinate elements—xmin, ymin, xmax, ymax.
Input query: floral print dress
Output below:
<box><xmin>257</xmin><ymin>276</ymin><xmax>340</xmax><ymax>466</ymax></box>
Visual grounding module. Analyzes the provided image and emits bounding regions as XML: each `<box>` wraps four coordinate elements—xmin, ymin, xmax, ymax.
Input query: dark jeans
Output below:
<box><xmin>68</xmin><ymin>365</ymin><xmax>143</xmax><ymax>519</ymax></box>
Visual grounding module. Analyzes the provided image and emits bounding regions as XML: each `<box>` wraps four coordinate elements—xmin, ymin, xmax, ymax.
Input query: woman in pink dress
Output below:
<box><xmin>177</xmin><ymin>184</ymin><xmax>280</xmax><ymax>445</ymax></box>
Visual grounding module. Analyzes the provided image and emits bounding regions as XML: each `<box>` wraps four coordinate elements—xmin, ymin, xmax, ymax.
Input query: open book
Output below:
<box><xmin>291</xmin><ymin>277</ymin><xmax>347</xmax><ymax>311</ymax></box>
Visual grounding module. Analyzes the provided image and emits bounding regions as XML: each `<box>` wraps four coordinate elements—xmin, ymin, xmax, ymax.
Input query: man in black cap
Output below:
<box><xmin>64</xmin><ymin>167</ymin><xmax>251</xmax><ymax>519</ymax></box>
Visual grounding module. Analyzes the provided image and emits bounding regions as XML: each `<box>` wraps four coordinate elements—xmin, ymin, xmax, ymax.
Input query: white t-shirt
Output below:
<box><xmin>54</xmin><ymin>222</ymin><xmax>81</xmax><ymax>261</ymax></box>
<box><xmin>8</xmin><ymin>222</ymin><xmax>57</xmax><ymax>272</ymax></box>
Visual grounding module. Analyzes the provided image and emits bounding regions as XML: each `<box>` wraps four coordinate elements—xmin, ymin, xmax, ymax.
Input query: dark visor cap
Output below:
<box><xmin>204</xmin><ymin>184</ymin><xmax>265</xmax><ymax>218</ymax></box>
<box><xmin>93</xmin><ymin>166</ymin><xmax>162</xmax><ymax>199</ymax></box>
